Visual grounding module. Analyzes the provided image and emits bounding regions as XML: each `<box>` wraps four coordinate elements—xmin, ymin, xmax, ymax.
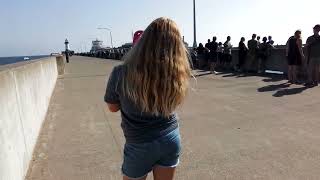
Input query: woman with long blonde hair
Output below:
<box><xmin>104</xmin><ymin>17</ymin><xmax>191</xmax><ymax>180</ymax></box>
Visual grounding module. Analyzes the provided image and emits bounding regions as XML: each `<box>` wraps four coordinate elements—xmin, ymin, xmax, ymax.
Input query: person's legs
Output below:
<box><xmin>315</xmin><ymin>64</ymin><xmax>320</xmax><ymax>85</ymax></box>
<box><xmin>123</xmin><ymin>175</ymin><xmax>147</xmax><ymax>180</ymax></box>
<box><xmin>121</xmin><ymin>142</ymin><xmax>155</xmax><ymax>180</ymax></box>
<box><xmin>153</xmin><ymin>166</ymin><xmax>176</xmax><ymax>180</ymax></box>
<box><xmin>153</xmin><ymin>128</ymin><xmax>181</xmax><ymax>180</ymax></box>
<box><xmin>292</xmin><ymin>65</ymin><xmax>297</xmax><ymax>83</ymax></box>
<box><xmin>307</xmin><ymin>60</ymin><xmax>314</xmax><ymax>84</ymax></box>
<box><xmin>288</xmin><ymin>65</ymin><xmax>292</xmax><ymax>82</ymax></box>
<box><xmin>210</xmin><ymin>62</ymin><xmax>214</xmax><ymax>73</ymax></box>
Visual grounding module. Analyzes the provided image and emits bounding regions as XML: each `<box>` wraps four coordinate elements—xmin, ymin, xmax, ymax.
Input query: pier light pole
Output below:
<box><xmin>193</xmin><ymin>0</ymin><xmax>197</xmax><ymax>48</ymax></box>
<box><xmin>97</xmin><ymin>27</ymin><xmax>114</xmax><ymax>49</ymax></box>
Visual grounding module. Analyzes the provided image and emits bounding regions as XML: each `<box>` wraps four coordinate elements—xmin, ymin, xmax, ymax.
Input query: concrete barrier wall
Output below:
<box><xmin>0</xmin><ymin>57</ymin><xmax>58</xmax><ymax>180</ymax></box>
<box><xmin>231</xmin><ymin>48</ymin><xmax>288</xmax><ymax>73</ymax></box>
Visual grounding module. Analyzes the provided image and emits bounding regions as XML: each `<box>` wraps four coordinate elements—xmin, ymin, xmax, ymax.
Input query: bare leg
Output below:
<box><xmin>288</xmin><ymin>66</ymin><xmax>292</xmax><ymax>82</ymax></box>
<box><xmin>292</xmin><ymin>66</ymin><xmax>297</xmax><ymax>83</ymax></box>
<box><xmin>210</xmin><ymin>62</ymin><xmax>214</xmax><ymax>73</ymax></box>
<box><xmin>153</xmin><ymin>166</ymin><xmax>176</xmax><ymax>180</ymax></box>
<box><xmin>123</xmin><ymin>175</ymin><xmax>147</xmax><ymax>180</ymax></box>
<box><xmin>308</xmin><ymin>63</ymin><xmax>313</xmax><ymax>83</ymax></box>
<box><xmin>315</xmin><ymin>64</ymin><xmax>320</xmax><ymax>85</ymax></box>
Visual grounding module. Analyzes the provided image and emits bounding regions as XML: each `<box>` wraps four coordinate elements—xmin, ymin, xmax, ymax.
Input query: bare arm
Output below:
<box><xmin>297</xmin><ymin>39</ymin><xmax>304</xmax><ymax>58</ymax></box>
<box><xmin>106</xmin><ymin>103</ymin><xmax>120</xmax><ymax>112</ymax></box>
<box><xmin>286</xmin><ymin>39</ymin><xmax>289</xmax><ymax>56</ymax></box>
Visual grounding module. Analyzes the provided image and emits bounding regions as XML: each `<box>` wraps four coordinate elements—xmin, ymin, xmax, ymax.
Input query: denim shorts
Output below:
<box><xmin>122</xmin><ymin>128</ymin><xmax>181</xmax><ymax>179</ymax></box>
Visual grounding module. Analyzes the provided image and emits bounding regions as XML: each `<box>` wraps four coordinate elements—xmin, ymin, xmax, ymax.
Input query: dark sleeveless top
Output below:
<box><xmin>287</xmin><ymin>37</ymin><xmax>302</xmax><ymax>65</ymax></box>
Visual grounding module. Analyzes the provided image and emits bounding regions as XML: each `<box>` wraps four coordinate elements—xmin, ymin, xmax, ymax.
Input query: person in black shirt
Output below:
<box><xmin>223</xmin><ymin>36</ymin><xmax>233</xmax><ymax>69</ymax></box>
<box><xmin>286</xmin><ymin>30</ymin><xmax>304</xmax><ymax>84</ymax></box>
<box><xmin>258</xmin><ymin>37</ymin><xmax>274</xmax><ymax>74</ymax></box>
<box><xmin>196</xmin><ymin>43</ymin><xmax>205</xmax><ymax>54</ymax></box>
<box><xmin>209</xmin><ymin>36</ymin><xmax>218</xmax><ymax>73</ymax></box>
<box><xmin>247</xmin><ymin>34</ymin><xmax>259</xmax><ymax>72</ymax></box>
<box><xmin>196</xmin><ymin>43</ymin><xmax>207</xmax><ymax>69</ymax></box>
<box><xmin>306</xmin><ymin>25</ymin><xmax>320</xmax><ymax>86</ymax></box>
<box><xmin>205</xmin><ymin>39</ymin><xmax>211</xmax><ymax>64</ymax></box>
<box><xmin>238</xmin><ymin>37</ymin><xmax>248</xmax><ymax>72</ymax></box>
<box><xmin>268</xmin><ymin>36</ymin><xmax>275</xmax><ymax>46</ymax></box>
<box><xmin>205</xmin><ymin>39</ymin><xmax>211</xmax><ymax>49</ymax></box>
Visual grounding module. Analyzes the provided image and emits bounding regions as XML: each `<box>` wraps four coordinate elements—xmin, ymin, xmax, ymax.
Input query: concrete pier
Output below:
<box><xmin>0</xmin><ymin>57</ymin><xmax>58</xmax><ymax>180</ymax></box>
<box><xmin>24</xmin><ymin>56</ymin><xmax>320</xmax><ymax>180</ymax></box>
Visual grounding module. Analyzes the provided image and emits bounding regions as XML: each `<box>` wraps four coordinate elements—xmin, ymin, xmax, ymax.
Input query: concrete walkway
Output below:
<box><xmin>26</xmin><ymin>56</ymin><xmax>320</xmax><ymax>180</ymax></box>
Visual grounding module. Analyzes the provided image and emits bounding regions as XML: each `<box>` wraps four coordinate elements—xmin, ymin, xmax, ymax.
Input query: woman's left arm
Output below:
<box><xmin>104</xmin><ymin>66</ymin><xmax>121</xmax><ymax>113</ymax></box>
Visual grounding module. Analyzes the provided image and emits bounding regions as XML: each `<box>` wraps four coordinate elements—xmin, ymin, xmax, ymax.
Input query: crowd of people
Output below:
<box><xmin>192</xmin><ymin>24</ymin><xmax>320</xmax><ymax>87</ymax></box>
<box><xmin>193</xmin><ymin>34</ymin><xmax>275</xmax><ymax>74</ymax></box>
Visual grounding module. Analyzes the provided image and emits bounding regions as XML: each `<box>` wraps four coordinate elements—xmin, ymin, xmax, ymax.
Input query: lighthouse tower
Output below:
<box><xmin>65</xmin><ymin>39</ymin><xmax>70</xmax><ymax>63</ymax></box>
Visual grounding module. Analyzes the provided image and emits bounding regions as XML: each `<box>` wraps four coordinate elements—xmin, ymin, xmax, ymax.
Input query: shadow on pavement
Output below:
<box><xmin>194</xmin><ymin>72</ymin><xmax>212</xmax><ymax>77</ymax></box>
<box><xmin>258</xmin><ymin>83</ymin><xmax>291</xmax><ymax>92</ymax></box>
<box><xmin>273</xmin><ymin>86</ymin><xmax>309</xmax><ymax>97</ymax></box>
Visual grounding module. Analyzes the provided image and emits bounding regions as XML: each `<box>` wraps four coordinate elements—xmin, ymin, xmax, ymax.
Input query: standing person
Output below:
<box><xmin>223</xmin><ymin>36</ymin><xmax>233</xmax><ymax>69</ymax></box>
<box><xmin>196</xmin><ymin>43</ymin><xmax>207</xmax><ymax>69</ymax></box>
<box><xmin>205</xmin><ymin>39</ymin><xmax>211</xmax><ymax>65</ymax></box>
<box><xmin>247</xmin><ymin>34</ymin><xmax>259</xmax><ymax>72</ymax></box>
<box><xmin>238</xmin><ymin>37</ymin><xmax>248</xmax><ymax>72</ymax></box>
<box><xmin>104</xmin><ymin>17</ymin><xmax>191</xmax><ymax>180</ymax></box>
<box><xmin>286</xmin><ymin>30</ymin><xmax>304</xmax><ymax>84</ymax></box>
<box><xmin>306</xmin><ymin>24</ymin><xmax>320</xmax><ymax>86</ymax></box>
<box><xmin>268</xmin><ymin>36</ymin><xmax>275</xmax><ymax>45</ymax></box>
<box><xmin>217</xmin><ymin>42</ymin><xmax>224</xmax><ymax>68</ymax></box>
<box><xmin>257</xmin><ymin>36</ymin><xmax>261</xmax><ymax>45</ymax></box>
<box><xmin>259</xmin><ymin>37</ymin><xmax>272</xmax><ymax>74</ymax></box>
<box><xmin>209</xmin><ymin>36</ymin><xmax>219</xmax><ymax>74</ymax></box>
<box><xmin>205</xmin><ymin>39</ymin><xmax>211</xmax><ymax>49</ymax></box>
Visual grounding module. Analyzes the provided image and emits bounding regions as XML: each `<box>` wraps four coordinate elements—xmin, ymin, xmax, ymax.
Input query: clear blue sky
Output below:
<box><xmin>0</xmin><ymin>0</ymin><xmax>319</xmax><ymax>57</ymax></box>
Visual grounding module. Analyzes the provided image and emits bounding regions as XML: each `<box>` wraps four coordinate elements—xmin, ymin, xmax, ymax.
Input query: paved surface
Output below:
<box><xmin>26</xmin><ymin>56</ymin><xmax>320</xmax><ymax>180</ymax></box>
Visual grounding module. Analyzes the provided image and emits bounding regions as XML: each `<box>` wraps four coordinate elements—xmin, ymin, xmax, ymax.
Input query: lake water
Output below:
<box><xmin>0</xmin><ymin>55</ymin><xmax>49</xmax><ymax>65</ymax></box>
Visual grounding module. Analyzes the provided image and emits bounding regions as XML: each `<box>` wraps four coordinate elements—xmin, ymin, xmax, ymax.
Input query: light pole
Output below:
<box><xmin>193</xmin><ymin>0</ymin><xmax>197</xmax><ymax>48</ymax></box>
<box><xmin>97</xmin><ymin>27</ymin><xmax>114</xmax><ymax>48</ymax></box>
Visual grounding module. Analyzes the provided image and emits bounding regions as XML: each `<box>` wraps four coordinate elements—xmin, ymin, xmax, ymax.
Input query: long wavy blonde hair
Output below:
<box><xmin>122</xmin><ymin>17</ymin><xmax>191</xmax><ymax>117</ymax></box>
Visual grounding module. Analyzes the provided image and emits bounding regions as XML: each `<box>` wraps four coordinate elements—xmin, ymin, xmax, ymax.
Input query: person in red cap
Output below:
<box><xmin>306</xmin><ymin>24</ymin><xmax>320</xmax><ymax>87</ymax></box>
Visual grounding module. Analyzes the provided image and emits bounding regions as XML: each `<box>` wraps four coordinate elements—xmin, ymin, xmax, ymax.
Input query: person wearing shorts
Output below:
<box><xmin>104</xmin><ymin>17</ymin><xmax>191</xmax><ymax>180</ymax></box>
<box><xmin>223</xmin><ymin>36</ymin><xmax>233</xmax><ymax>69</ymax></box>
<box><xmin>209</xmin><ymin>36</ymin><xmax>218</xmax><ymax>74</ymax></box>
<box><xmin>306</xmin><ymin>24</ymin><xmax>320</xmax><ymax>87</ymax></box>
<box><xmin>286</xmin><ymin>30</ymin><xmax>304</xmax><ymax>84</ymax></box>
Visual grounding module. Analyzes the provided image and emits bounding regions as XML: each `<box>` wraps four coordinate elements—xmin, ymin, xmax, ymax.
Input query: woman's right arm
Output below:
<box><xmin>106</xmin><ymin>103</ymin><xmax>120</xmax><ymax>112</ymax></box>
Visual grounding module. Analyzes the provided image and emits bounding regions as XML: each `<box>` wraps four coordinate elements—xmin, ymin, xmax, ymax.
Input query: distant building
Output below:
<box><xmin>90</xmin><ymin>39</ymin><xmax>104</xmax><ymax>52</ymax></box>
<box><xmin>121</xmin><ymin>42</ymin><xmax>133</xmax><ymax>48</ymax></box>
